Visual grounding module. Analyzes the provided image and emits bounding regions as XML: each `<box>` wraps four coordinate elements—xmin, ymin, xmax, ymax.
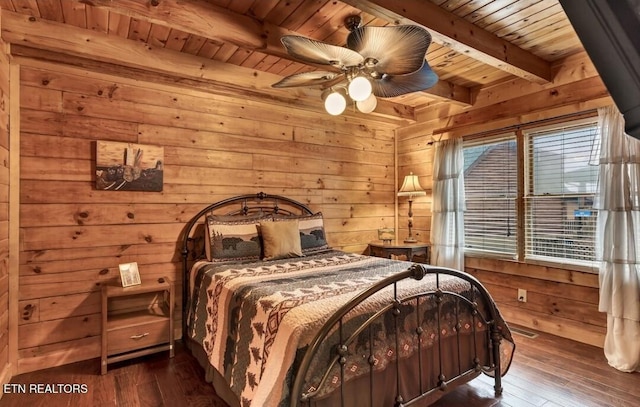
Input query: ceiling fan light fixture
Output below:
<box><xmin>348</xmin><ymin>75</ymin><xmax>372</xmax><ymax>101</ymax></box>
<box><xmin>274</xmin><ymin>16</ymin><xmax>439</xmax><ymax>116</ymax></box>
<box><xmin>356</xmin><ymin>93</ymin><xmax>377</xmax><ymax>113</ymax></box>
<box><xmin>323</xmin><ymin>88</ymin><xmax>348</xmax><ymax>115</ymax></box>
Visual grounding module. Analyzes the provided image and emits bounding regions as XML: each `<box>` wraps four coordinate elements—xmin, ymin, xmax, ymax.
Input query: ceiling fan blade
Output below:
<box><xmin>272</xmin><ymin>71</ymin><xmax>344</xmax><ymax>88</ymax></box>
<box><xmin>371</xmin><ymin>63</ymin><xmax>439</xmax><ymax>98</ymax></box>
<box><xmin>347</xmin><ymin>25</ymin><xmax>432</xmax><ymax>75</ymax></box>
<box><xmin>280</xmin><ymin>35</ymin><xmax>364</xmax><ymax>68</ymax></box>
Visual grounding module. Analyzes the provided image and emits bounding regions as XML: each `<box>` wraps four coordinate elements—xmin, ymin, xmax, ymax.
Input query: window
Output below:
<box><xmin>525</xmin><ymin>123</ymin><xmax>599</xmax><ymax>264</ymax></box>
<box><xmin>463</xmin><ymin>119</ymin><xmax>599</xmax><ymax>267</ymax></box>
<box><xmin>463</xmin><ymin>136</ymin><xmax>517</xmax><ymax>257</ymax></box>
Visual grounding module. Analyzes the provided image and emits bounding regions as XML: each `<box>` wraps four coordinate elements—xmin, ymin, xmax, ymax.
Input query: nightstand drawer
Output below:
<box><xmin>107</xmin><ymin>319</ymin><xmax>170</xmax><ymax>355</ymax></box>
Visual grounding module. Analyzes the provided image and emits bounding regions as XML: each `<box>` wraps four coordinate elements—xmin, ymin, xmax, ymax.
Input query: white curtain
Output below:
<box><xmin>430</xmin><ymin>138</ymin><xmax>465</xmax><ymax>269</ymax></box>
<box><xmin>595</xmin><ymin>105</ymin><xmax>640</xmax><ymax>372</ymax></box>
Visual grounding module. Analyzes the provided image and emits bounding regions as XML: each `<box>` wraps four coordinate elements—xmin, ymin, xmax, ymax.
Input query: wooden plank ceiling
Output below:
<box><xmin>0</xmin><ymin>0</ymin><xmax>585</xmax><ymax>119</ymax></box>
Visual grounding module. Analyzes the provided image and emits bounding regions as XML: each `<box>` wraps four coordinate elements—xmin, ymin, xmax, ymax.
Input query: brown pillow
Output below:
<box><xmin>273</xmin><ymin>212</ymin><xmax>330</xmax><ymax>254</ymax></box>
<box><xmin>260</xmin><ymin>219</ymin><xmax>303</xmax><ymax>260</ymax></box>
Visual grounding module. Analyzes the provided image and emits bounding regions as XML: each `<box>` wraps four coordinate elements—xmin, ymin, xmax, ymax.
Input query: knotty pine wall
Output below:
<box><xmin>16</xmin><ymin>58</ymin><xmax>397</xmax><ymax>373</ymax></box>
<box><xmin>397</xmin><ymin>51</ymin><xmax>611</xmax><ymax>347</ymax></box>
<box><xmin>0</xmin><ymin>37</ymin><xmax>10</xmax><ymax>384</ymax></box>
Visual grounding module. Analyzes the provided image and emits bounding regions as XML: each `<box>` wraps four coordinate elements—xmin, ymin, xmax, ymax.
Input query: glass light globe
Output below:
<box><xmin>356</xmin><ymin>93</ymin><xmax>377</xmax><ymax>113</ymax></box>
<box><xmin>348</xmin><ymin>76</ymin><xmax>372</xmax><ymax>101</ymax></box>
<box><xmin>324</xmin><ymin>91</ymin><xmax>347</xmax><ymax>115</ymax></box>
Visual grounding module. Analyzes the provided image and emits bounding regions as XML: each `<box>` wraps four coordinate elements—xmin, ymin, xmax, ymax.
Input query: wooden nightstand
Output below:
<box><xmin>101</xmin><ymin>277</ymin><xmax>174</xmax><ymax>375</ymax></box>
<box><xmin>368</xmin><ymin>241</ymin><xmax>430</xmax><ymax>264</ymax></box>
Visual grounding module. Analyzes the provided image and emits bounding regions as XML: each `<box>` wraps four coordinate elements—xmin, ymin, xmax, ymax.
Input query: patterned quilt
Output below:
<box><xmin>187</xmin><ymin>250</ymin><xmax>514</xmax><ymax>407</ymax></box>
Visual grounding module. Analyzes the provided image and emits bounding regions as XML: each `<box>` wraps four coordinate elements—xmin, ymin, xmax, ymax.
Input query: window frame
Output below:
<box><xmin>462</xmin><ymin>117</ymin><xmax>599</xmax><ymax>273</ymax></box>
<box><xmin>523</xmin><ymin>120</ymin><xmax>599</xmax><ymax>268</ymax></box>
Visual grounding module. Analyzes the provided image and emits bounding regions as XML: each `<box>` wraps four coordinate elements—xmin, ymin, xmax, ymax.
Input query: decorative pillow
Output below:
<box><xmin>272</xmin><ymin>212</ymin><xmax>330</xmax><ymax>254</ymax></box>
<box><xmin>297</xmin><ymin>213</ymin><xmax>330</xmax><ymax>254</ymax></box>
<box><xmin>259</xmin><ymin>219</ymin><xmax>303</xmax><ymax>260</ymax></box>
<box><xmin>205</xmin><ymin>216</ymin><xmax>265</xmax><ymax>261</ymax></box>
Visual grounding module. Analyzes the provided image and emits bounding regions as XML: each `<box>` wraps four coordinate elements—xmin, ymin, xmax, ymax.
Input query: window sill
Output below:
<box><xmin>524</xmin><ymin>257</ymin><xmax>598</xmax><ymax>274</ymax></box>
<box><xmin>464</xmin><ymin>253</ymin><xmax>599</xmax><ymax>274</ymax></box>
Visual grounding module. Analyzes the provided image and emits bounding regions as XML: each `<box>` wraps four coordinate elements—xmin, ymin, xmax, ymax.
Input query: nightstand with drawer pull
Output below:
<box><xmin>101</xmin><ymin>276</ymin><xmax>174</xmax><ymax>374</ymax></box>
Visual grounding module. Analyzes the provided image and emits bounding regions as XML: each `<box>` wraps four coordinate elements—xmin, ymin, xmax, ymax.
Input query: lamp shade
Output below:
<box><xmin>397</xmin><ymin>172</ymin><xmax>426</xmax><ymax>197</ymax></box>
<box><xmin>323</xmin><ymin>89</ymin><xmax>347</xmax><ymax>115</ymax></box>
<box><xmin>356</xmin><ymin>93</ymin><xmax>377</xmax><ymax>113</ymax></box>
<box><xmin>348</xmin><ymin>76</ymin><xmax>372</xmax><ymax>101</ymax></box>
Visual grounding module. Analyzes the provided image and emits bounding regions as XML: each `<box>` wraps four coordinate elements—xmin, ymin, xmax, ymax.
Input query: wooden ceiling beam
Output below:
<box><xmin>77</xmin><ymin>0</ymin><xmax>470</xmax><ymax>106</ymax></box>
<box><xmin>0</xmin><ymin>10</ymin><xmax>413</xmax><ymax>124</ymax></box>
<box><xmin>79</xmin><ymin>0</ymin><xmax>290</xmax><ymax>59</ymax></box>
<box><xmin>341</xmin><ymin>0</ymin><xmax>553</xmax><ymax>84</ymax></box>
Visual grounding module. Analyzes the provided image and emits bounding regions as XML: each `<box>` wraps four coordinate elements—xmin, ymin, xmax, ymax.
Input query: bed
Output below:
<box><xmin>181</xmin><ymin>192</ymin><xmax>515</xmax><ymax>407</ymax></box>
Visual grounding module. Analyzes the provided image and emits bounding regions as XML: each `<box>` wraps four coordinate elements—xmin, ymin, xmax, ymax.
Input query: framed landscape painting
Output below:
<box><xmin>96</xmin><ymin>141</ymin><xmax>164</xmax><ymax>191</ymax></box>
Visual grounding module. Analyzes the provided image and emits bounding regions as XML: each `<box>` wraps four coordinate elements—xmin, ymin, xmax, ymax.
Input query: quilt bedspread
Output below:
<box><xmin>187</xmin><ymin>250</ymin><xmax>514</xmax><ymax>407</ymax></box>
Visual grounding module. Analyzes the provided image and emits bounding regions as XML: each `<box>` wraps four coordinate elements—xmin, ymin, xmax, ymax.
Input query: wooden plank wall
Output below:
<box><xmin>0</xmin><ymin>34</ymin><xmax>10</xmax><ymax>385</ymax></box>
<box><xmin>16</xmin><ymin>58</ymin><xmax>396</xmax><ymax>373</ymax></box>
<box><xmin>396</xmin><ymin>135</ymin><xmax>433</xmax><ymax>245</ymax></box>
<box><xmin>397</xmin><ymin>51</ymin><xmax>611</xmax><ymax>347</ymax></box>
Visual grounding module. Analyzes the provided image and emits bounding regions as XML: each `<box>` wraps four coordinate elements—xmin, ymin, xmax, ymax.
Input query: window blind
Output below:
<box><xmin>524</xmin><ymin>122</ymin><xmax>599</xmax><ymax>264</ymax></box>
<box><xmin>463</xmin><ymin>136</ymin><xmax>517</xmax><ymax>257</ymax></box>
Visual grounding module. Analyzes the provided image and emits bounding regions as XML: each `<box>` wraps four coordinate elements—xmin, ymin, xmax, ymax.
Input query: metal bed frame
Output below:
<box><xmin>180</xmin><ymin>192</ymin><xmax>508</xmax><ymax>407</ymax></box>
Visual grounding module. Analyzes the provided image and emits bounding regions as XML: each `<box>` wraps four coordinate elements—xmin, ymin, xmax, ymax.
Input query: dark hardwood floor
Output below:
<box><xmin>1</xmin><ymin>327</ymin><xmax>637</xmax><ymax>407</ymax></box>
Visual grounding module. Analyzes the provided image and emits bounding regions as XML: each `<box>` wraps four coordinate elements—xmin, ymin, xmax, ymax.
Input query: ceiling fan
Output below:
<box><xmin>272</xmin><ymin>15</ymin><xmax>438</xmax><ymax>115</ymax></box>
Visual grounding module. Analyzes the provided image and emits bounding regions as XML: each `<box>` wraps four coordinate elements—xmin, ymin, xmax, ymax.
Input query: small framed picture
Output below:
<box><xmin>118</xmin><ymin>262</ymin><xmax>141</xmax><ymax>287</ymax></box>
<box><xmin>378</xmin><ymin>228</ymin><xmax>395</xmax><ymax>244</ymax></box>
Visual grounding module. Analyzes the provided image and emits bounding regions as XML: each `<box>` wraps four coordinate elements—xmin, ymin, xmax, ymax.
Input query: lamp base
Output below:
<box><xmin>403</xmin><ymin>238</ymin><xmax>418</xmax><ymax>243</ymax></box>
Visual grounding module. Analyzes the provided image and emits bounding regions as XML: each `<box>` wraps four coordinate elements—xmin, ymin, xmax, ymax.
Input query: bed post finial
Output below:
<box><xmin>409</xmin><ymin>263</ymin><xmax>427</xmax><ymax>280</ymax></box>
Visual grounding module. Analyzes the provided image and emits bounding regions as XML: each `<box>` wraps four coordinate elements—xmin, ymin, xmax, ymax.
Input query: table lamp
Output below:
<box><xmin>397</xmin><ymin>172</ymin><xmax>426</xmax><ymax>243</ymax></box>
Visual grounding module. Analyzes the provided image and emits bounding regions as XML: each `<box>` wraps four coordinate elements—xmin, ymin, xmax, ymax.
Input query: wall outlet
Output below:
<box><xmin>517</xmin><ymin>288</ymin><xmax>527</xmax><ymax>303</ymax></box>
